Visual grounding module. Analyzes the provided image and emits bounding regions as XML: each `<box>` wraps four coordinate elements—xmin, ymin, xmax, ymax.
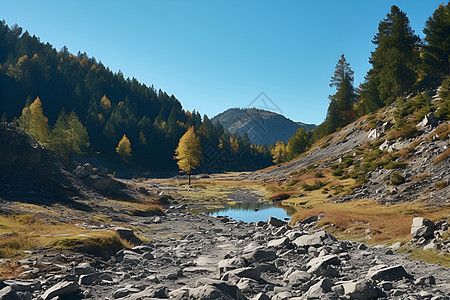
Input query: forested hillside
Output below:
<box><xmin>0</xmin><ymin>21</ymin><xmax>271</xmax><ymax>173</ymax></box>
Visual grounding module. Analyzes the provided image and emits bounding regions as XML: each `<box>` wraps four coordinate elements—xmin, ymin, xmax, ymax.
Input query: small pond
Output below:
<box><xmin>208</xmin><ymin>202</ymin><xmax>296</xmax><ymax>223</ymax></box>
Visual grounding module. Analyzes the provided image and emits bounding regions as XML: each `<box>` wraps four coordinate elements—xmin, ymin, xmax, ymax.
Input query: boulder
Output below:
<box><xmin>196</xmin><ymin>278</ymin><xmax>244</xmax><ymax>299</ymax></box>
<box><xmin>305</xmin><ymin>278</ymin><xmax>333</xmax><ymax>298</ymax></box>
<box><xmin>341</xmin><ymin>280</ymin><xmax>378</xmax><ymax>300</ymax></box>
<box><xmin>218</xmin><ymin>257</ymin><xmax>246</xmax><ymax>273</ymax></box>
<box><xmin>411</xmin><ymin>217</ymin><xmax>435</xmax><ymax>239</ymax></box>
<box><xmin>366</xmin><ymin>265</ymin><xmax>412</xmax><ymax>281</ymax></box>
<box><xmin>417</xmin><ymin>113</ymin><xmax>438</xmax><ymax>128</ymax></box>
<box><xmin>189</xmin><ymin>285</ymin><xmax>233</xmax><ymax>300</ymax></box>
<box><xmin>74</xmin><ymin>262</ymin><xmax>95</xmax><ymax>275</ymax></box>
<box><xmin>3</xmin><ymin>280</ymin><xmax>41</xmax><ymax>292</ymax></box>
<box><xmin>79</xmin><ymin>273</ymin><xmax>99</xmax><ymax>285</ymax></box>
<box><xmin>292</xmin><ymin>231</ymin><xmax>333</xmax><ymax>248</ymax></box>
<box><xmin>115</xmin><ymin>227</ymin><xmax>143</xmax><ymax>245</ymax></box>
<box><xmin>242</xmin><ymin>248</ymin><xmax>277</xmax><ymax>263</ymax></box>
<box><xmin>267</xmin><ymin>237</ymin><xmax>289</xmax><ymax>249</ymax></box>
<box><xmin>223</xmin><ymin>266</ymin><xmax>261</xmax><ymax>281</ymax></box>
<box><xmin>267</xmin><ymin>217</ymin><xmax>286</xmax><ymax>227</ymax></box>
<box><xmin>0</xmin><ymin>286</ymin><xmax>20</xmax><ymax>300</ymax></box>
<box><xmin>286</xmin><ymin>270</ymin><xmax>311</xmax><ymax>286</ymax></box>
<box><xmin>41</xmin><ymin>281</ymin><xmax>79</xmax><ymax>300</ymax></box>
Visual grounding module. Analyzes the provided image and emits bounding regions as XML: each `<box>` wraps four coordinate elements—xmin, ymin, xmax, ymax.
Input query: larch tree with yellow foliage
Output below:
<box><xmin>271</xmin><ymin>141</ymin><xmax>287</xmax><ymax>164</ymax></box>
<box><xmin>18</xmin><ymin>97</ymin><xmax>50</xmax><ymax>145</ymax></box>
<box><xmin>174</xmin><ymin>127</ymin><xmax>203</xmax><ymax>185</ymax></box>
<box><xmin>116</xmin><ymin>134</ymin><xmax>132</xmax><ymax>161</ymax></box>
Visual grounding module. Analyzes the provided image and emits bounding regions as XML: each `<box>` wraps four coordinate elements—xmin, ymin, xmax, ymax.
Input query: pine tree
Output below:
<box><xmin>174</xmin><ymin>127</ymin><xmax>203</xmax><ymax>185</ymax></box>
<box><xmin>50</xmin><ymin>109</ymin><xmax>70</xmax><ymax>156</ymax></box>
<box><xmin>422</xmin><ymin>3</ymin><xmax>449</xmax><ymax>80</ymax></box>
<box><xmin>368</xmin><ymin>5</ymin><xmax>420</xmax><ymax>104</ymax></box>
<box><xmin>67</xmin><ymin>111</ymin><xmax>90</xmax><ymax>154</ymax></box>
<box><xmin>328</xmin><ymin>54</ymin><xmax>357</xmax><ymax>129</ymax></box>
<box><xmin>50</xmin><ymin>109</ymin><xmax>90</xmax><ymax>157</ymax></box>
<box><xmin>286</xmin><ymin>128</ymin><xmax>310</xmax><ymax>159</ymax></box>
<box><xmin>116</xmin><ymin>134</ymin><xmax>132</xmax><ymax>161</ymax></box>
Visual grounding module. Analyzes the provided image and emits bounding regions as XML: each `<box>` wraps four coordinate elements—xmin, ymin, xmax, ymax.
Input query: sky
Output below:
<box><xmin>2</xmin><ymin>1</ymin><xmax>446</xmax><ymax>124</ymax></box>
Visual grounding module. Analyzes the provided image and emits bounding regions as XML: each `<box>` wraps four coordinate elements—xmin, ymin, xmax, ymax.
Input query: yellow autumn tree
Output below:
<box><xmin>229</xmin><ymin>137</ymin><xmax>239</xmax><ymax>153</ymax></box>
<box><xmin>174</xmin><ymin>127</ymin><xmax>203</xmax><ymax>185</ymax></box>
<box><xmin>100</xmin><ymin>94</ymin><xmax>112</xmax><ymax>111</ymax></box>
<box><xmin>271</xmin><ymin>141</ymin><xmax>287</xmax><ymax>164</ymax></box>
<box><xmin>18</xmin><ymin>97</ymin><xmax>50</xmax><ymax>145</ymax></box>
<box><xmin>116</xmin><ymin>134</ymin><xmax>132</xmax><ymax>161</ymax></box>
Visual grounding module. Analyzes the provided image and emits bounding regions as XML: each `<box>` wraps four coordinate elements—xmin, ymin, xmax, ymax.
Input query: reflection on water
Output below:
<box><xmin>208</xmin><ymin>202</ymin><xmax>295</xmax><ymax>223</ymax></box>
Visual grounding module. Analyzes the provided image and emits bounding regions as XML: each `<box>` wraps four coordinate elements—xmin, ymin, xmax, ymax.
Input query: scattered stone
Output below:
<box><xmin>366</xmin><ymin>265</ymin><xmax>412</xmax><ymax>281</ymax></box>
<box><xmin>267</xmin><ymin>217</ymin><xmax>286</xmax><ymax>227</ymax></box>
<box><xmin>41</xmin><ymin>281</ymin><xmax>79</xmax><ymax>300</ymax></box>
<box><xmin>0</xmin><ymin>287</ymin><xmax>20</xmax><ymax>300</ymax></box>
<box><xmin>411</xmin><ymin>217</ymin><xmax>435</xmax><ymax>239</ymax></box>
<box><xmin>115</xmin><ymin>227</ymin><xmax>143</xmax><ymax>245</ymax></box>
<box><xmin>341</xmin><ymin>280</ymin><xmax>378</xmax><ymax>300</ymax></box>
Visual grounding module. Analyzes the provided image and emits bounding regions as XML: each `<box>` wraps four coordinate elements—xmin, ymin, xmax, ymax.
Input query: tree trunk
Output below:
<box><xmin>188</xmin><ymin>170</ymin><xmax>191</xmax><ymax>186</ymax></box>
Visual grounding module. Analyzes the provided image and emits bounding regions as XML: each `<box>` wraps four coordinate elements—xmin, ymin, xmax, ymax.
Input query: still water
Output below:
<box><xmin>208</xmin><ymin>202</ymin><xmax>296</xmax><ymax>223</ymax></box>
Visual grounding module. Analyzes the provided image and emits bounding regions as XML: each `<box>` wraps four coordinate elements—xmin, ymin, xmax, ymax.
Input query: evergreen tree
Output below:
<box><xmin>328</xmin><ymin>54</ymin><xmax>357</xmax><ymax>129</ymax></box>
<box><xmin>66</xmin><ymin>111</ymin><xmax>90</xmax><ymax>154</ymax></box>
<box><xmin>50</xmin><ymin>109</ymin><xmax>90</xmax><ymax>157</ymax></box>
<box><xmin>116</xmin><ymin>134</ymin><xmax>132</xmax><ymax>161</ymax></box>
<box><xmin>286</xmin><ymin>128</ymin><xmax>310</xmax><ymax>160</ymax></box>
<box><xmin>422</xmin><ymin>3</ymin><xmax>450</xmax><ymax>80</ymax></box>
<box><xmin>174</xmin><ymin>127</ymin><xmax>203</xmax><ymax>185</ymax></box>
<box><xmin>367</xmin><ymin>5</ymin><xmax>420</xmax><ymax>104</ymax></box>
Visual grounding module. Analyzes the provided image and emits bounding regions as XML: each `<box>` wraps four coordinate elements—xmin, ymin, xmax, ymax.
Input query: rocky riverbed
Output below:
<box><xmin>1</xmin><ymin>209</ymin><xmax>449</xmax><ymax>300</ymax></box>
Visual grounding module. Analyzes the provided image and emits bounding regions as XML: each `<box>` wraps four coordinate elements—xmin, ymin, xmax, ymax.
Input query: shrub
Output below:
<box><xmin>302</xmin><ymin>180</ymin><xmax>327</xmax><ymax>191</ymax></box>
<box><xmin>332</xmin><ymin>168</ymin><xmax>344</xmax><ymax>177</ymax></box>
<box><xmin>390</xmin><ymin>172</ymin><xmax>405</xmax><ymax>185</ymax></box>
<box><xmin>314</xmin><ymin>170</ymin><xmax>324</xmax><ymax>178</ymax></box>
<box><xmin>435</xmin><ymin>181</ymin><xmax>448</xmax><ymax>190</ymax></box>
<box><xmin>384</xmin><ymin>161</ymin><xmax>408</xmax><ymax>170</ymax></box>
<box><xmin>270</xmin><ymin>192</ymin><xmax>291</xmax><ymax>202</ymax></box>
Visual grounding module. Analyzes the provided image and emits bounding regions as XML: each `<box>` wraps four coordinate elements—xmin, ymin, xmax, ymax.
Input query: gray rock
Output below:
<box><xmin>196</xmin><ymin>278</ymin><xmax>244</xmax><ymax>299</ymax></box>
<box><xmin>287</xmin><ymin>270</ymin><xmax>311</xmax><ymax>287</ymax></box>
<box><xmin>307</xmin><ymin>255</ymin><xmax>340</xmax><ymax>277</ymax></box>
<box><xmin>341</xmin><ymin>280</ymin><xmax>378</xmax><ymax>300</ymax></box>
<box><xmin>415</xmin><ymin>275</ymin><xmax>436</xmax><ymax>286</ymax></box>
<box><xmin>218</xmin><ymin>257</ymin><xmax>246</xmax><ymax>273</ymax></box>
<box><xmin>74</xmin><ymin>262</ymin><xmax>95</xmax><ymax>275</ymax></box>
<box><xmin>41</xmin><ymin>281</ymin><xmax>79</xmax><ymax>300</ymax></box>
<box><xmin>305</xmin><ymin>278</ymin><xmax>333</xmax><ymax>298</ymax></box>
<box><xmin>0</xmin><ymin>286</ymin><xmax>20</xmax><ymax>300</ymax></box>
<box><xmin>292</xmin><ymin>231</ymin><xmax>332</xmax><ymax>248</ymax></box>
<box><xmin>267</xmin><ymin>217</ymin><xmax>287</xmax><ymax>227</ymax></box>
<box><xmin>169</xmin><ymin>288</ymin><xmax>189</xmax><ymax>300</ymax></box>
<box><xmin>366</xmin><ymin>265</ymin><xmax>412</xmax><ymax>281</ymax></box>
<box><xmin>251</xmin><ymin>292</ymin><xmax>270</xmax><ymax>300</ymax></box>
<box><xmin>189</xmin><ymin>285</ymin><xmax>232</xmax><ymax>299</ymax></box>
<box><xmin>242</xmin><ymin>248</ymin><xmax>277</xmax><ymax>263</ymax></box>
<box><xmin>411</xmin><ymin>217</ymin><xmax>435</xmax><ymax>239</ymax></box>
<box><xmin>115</xmin><ymin>227</ymin><xmax>143</xmax><ymax>245</ymax></box>
<box><xmin>3</xmin><ymin>279</ymin><xmax>41</xmax><ymax>292</ymax></box>
<box><xmin>112</xmin><ymin>286</ymin><xmax>141</xmax><ymax>299</ymax></box>
<box><xmin>389</xmin><ymin>242</ymin><xmax>402</xmax><ymax>250</ymax></box>
<box><xmin>224</xmin><ymin>266</ymin><xmax>261</xmax><ymax>281</ymax></box>
<box><xmin>272</xmin><ymin>291</ymin><xmax>292</xmax><ymax>300</ymax></box>
<box><xmin>267</xmin><ymin>237</ymin><xmax>289</xmax><ymax>249</ymax></box>
<box><xmin>79</xmin><ymin>273</ymin><xmax>99</xmax><ymax>285</ymax></box>
<box><xmin>417</xmin><ymin>113</ymin><xmax>438</xmax><ymax>128</ymax></box>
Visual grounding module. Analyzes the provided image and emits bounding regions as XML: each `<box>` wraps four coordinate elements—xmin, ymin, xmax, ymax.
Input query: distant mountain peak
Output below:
<box><xmin>211</xmin><ymin>108</ymin><xmax>316</xmax><ymax>145</ymax></box>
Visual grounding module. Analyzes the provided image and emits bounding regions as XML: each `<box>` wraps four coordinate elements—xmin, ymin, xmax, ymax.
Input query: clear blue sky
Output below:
<box><xmin>2</xmin><ymin>1</ymin><xmax>446</xmax><ymax>124</ymax></box>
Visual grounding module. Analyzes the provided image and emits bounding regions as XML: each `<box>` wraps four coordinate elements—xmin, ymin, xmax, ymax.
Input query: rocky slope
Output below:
<box><xmin>248</xmin><ymin>110</ymin><xmax>449</xmax><ymax>206</ymax></box>
<box><xmin>1</xmin><ymin>211</ymin><xmax>449</xmax><ymax>299</ymax></box>
<box><xmin>212</xmin><ymin>108</ymin><xmax>316</xmax><ymax>145</ymax></box>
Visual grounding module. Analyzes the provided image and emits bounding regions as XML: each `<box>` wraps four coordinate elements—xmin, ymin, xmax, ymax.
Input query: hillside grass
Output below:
<box><xmin>0</xmin><ymin>214</ymin><xmax>130</xmax><ymax>277</ymax></box>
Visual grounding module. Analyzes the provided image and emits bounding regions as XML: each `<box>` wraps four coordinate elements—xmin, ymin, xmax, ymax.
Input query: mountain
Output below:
<box><xmin>211</xmin><ymin>108</ymin><xmax>316</xmax><ymax>145</ymax></box>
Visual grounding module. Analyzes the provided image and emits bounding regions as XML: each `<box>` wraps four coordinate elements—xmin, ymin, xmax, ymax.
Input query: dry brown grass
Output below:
<box><xmin>434</xmin><ymin>148</ymin><xmax>450</xmax><ymax>165</ymax></box>
<box><xmin>290</xmin><ymin>199</ymin><xmax>450</xmax><ymax>244</ymax></box>
<box><xmin>0</xmin><ymin>215</ymin><xmax>129</xmax><ymax>261</ymax></box>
